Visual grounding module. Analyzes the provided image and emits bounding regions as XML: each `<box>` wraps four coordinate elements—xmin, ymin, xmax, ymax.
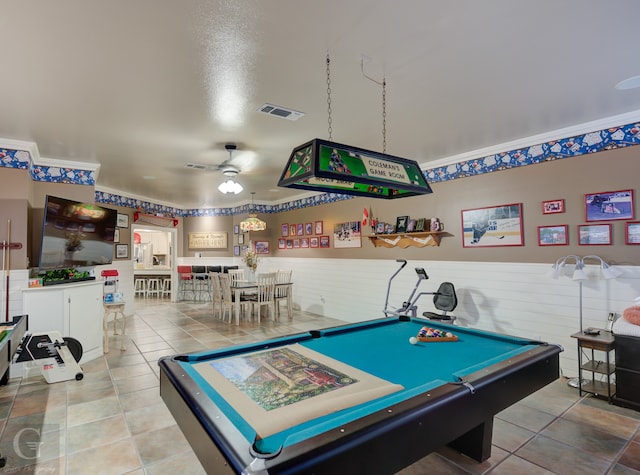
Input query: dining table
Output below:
<box><xmin>229</xmin><ymin>280</ymin><xmax>293</xmax><ymax>325</ymax></box>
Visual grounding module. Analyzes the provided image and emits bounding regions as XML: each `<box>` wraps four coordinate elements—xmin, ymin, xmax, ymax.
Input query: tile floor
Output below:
<box><xmin>0</xmin><ymin>298</ymin><xmax>639</xmax><ymax>474</ymax></box>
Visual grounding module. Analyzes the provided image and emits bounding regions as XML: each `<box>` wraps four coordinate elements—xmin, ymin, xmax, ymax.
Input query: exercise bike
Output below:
<box><xmin>383</xmin><ymin>259</ymin><xmax>457</xmax><ymax>323</ymax></box>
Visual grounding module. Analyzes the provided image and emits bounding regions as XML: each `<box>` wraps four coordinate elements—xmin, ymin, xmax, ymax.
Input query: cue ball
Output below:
<box><xmin>409</xmin><ymin>336</ymin><xmax>418</xmax><ymax>345</ymax></box>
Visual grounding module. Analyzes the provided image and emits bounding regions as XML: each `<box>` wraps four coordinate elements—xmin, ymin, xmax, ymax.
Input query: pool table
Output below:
<box><xmin>159</xmin><ymin>316</ymin><xmax>561</xmax><ymax>474</ymax></box>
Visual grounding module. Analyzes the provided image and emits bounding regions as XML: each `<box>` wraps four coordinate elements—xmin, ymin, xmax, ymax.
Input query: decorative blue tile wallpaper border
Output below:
<box><xmin>3</xmin><ymin>122</ymin><xmax>638</xmax><ymax>215</ymax></box>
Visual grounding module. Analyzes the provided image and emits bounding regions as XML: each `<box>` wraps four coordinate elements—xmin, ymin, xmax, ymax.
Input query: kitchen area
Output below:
<box><xmin>133</xmin><ymin>228</ymin><xmax>174</xmax><ymax>299</ymax></box>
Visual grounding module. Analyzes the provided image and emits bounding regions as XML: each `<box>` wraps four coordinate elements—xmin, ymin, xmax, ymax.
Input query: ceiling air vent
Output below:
<box><xmin>257</xmin><ymin>103</ymin><xmax>304</xmax><ymax>121</ymax></box>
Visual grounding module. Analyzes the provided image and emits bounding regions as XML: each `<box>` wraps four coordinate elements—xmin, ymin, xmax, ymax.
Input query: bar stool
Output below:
<box><xmin>134</xmin><ymin>278</ymin><xmax>147</xmax><ymax>298</ymax></box>
<box><xmin>147</xmin><ymin>278</ymin><xmax>162</xmax><ymax>298</ymax></box>
<box><xmin>161</xmin><ymin>278</ymin><xmax>172</xmax><ymax>299</ymax></box>
<box><xmin>103</xmin><ymin>302</ymin><xmax>126</xmax><ymax>352</ymax></box>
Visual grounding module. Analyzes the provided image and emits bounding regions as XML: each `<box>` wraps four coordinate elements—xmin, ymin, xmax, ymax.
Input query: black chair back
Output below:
<box><xmin>223</xmin><ymin>266</ymin><xmax>239</xmax><ymax>273</ymax></box>
<box><xmin>433</xmin><ymin>282</ymin><xmax>457</xmax><ymax>312</ymax></box>
<box><xmin>207</xmin><ymin>265</ymin><xmax>222</xmax><ymax>273</ymax></box>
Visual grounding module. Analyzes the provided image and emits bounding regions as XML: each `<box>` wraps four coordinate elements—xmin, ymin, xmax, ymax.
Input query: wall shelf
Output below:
<box><xmin>133</xmin><ymin>212</ymin><xmax>179</xmax><ymax>227</ymax></box>
<box><xmin>367</xmin><ymin>232</ymin><xmax>445</xmax><ymax>248</ymax></box>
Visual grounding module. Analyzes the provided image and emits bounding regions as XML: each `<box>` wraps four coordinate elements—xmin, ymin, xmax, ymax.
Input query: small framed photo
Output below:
<box><xmin>315</xmin><ymin>221</ymin><xmax>323</xmax><ymax>235</ymax></box>
<box><xmin>304</xmin><ymin>222</ymin><xmax>312</xmax><ymax>235</ymax></box>
<box><xmin>406</xmin><ymin>219</ymin><xmax>416</xmax><ymax>232</ymax></box>
<box><xmin>293</xmin><ymin>238</ymin><xmax>300</xmax><ymax>248</ymax></box>
<box><xmin>238</xmin><ymin>233</ymin><xmax>244</xmax><ymax>244</ymax></box>
<box><xmin>233</xmin><ymin>224</ymin><xmax>239</xmax><ymax>234</ymax></box>
<box><xmin>319</xmin><ymin>235</ymin><xmax>330</xmax><ymax>248</ymax></box>
<box><xmin>542</xmin><ymin>199</ymin><xmax>565</xmax><ymax>214</ymax></box>
<box><xmin>286</xmin><ymin>239</ymin><xmax>293</xmax><ymax>249</ymax></box>
<box><xmin>579</xmin><ymin>224</ymin><xmax>612</xmax><ymax>245</ymax></box>
<box><xmin>310</xmin><ymin>236</ymin><xmax>319</xmax><ymax>248</ymax></box>
<box><xmin>289</xmin><ymin>224</ymin><xmax>297</xmax><ymax>236</ymax></box>
<box><xmin>242</xmin><ymin>245</ymin><xmax>248</xmax><ymax>253</ymax></box>
<box><xmin>395</xmin><ymin>216</ymin><xmax>409</xmax><ymax>233</ymax></box>
<box><xmin>278</xmin><ymin>239</ymin><xmax>286</xmax><ymax>249</ymax></box>
<box><xmin>115</xmin><ymin>244</ymin><xmax>129</xmax><ymax>259</ymax></box>
<box><xmin>415</xmin><ymin>218</ymin><xmax>425</xmax><ymax>232</ymax></box>
<box><xmin>376</xmin><ymin>222</ymin><xmax>385</xmax><ymax>234</ymax></box>
<box><xmin>281</xmin><ymin>223</ymin><xmax>289</xmax><ymax>237</ymax></box>
<box><xmin>233</xmin><ymin>245</ymin><xmax>240</xmax><ymax>256</ymax></box>
<box><xmin>538</xmin><ymin>225</ymin><xmax>568</xmax><ymax>246</ymax></box>
<box><xmin>116</xmin><ymin>213</ymin><xmax>129</xmax><ymax>228</ymax></box>
<box><xmin>626</xmin><ymin>221</ymin><xmax>640</xmax><ymax>244</ymax></box>
<box><xmin>585</xmin><ymin>189</ymin><xmax>634</xmax><ymax>221</ymax></box>
<box><xmin>301</xmin><ymin>238</ymin><xmax>309</xmax><ymax>248</ymax></box>
<box><xmin>297</xmin><ymin>223</ymin><xmax>304</xmax><ymax>236</ymax></box>
<box><xmin>255</xmin><ymin>241</ymin><xmax>270</xmax><ymax>254</ymax></box>
<box><xmin>113</xmin><ymin>228</ymin><xmax>120</xmax><ymax>243</ymax></box>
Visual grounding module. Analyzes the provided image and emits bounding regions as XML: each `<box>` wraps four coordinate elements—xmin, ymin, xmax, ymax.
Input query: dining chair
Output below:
<box><xmin>275</xmin><ymin>269</ymin><xmax>293</xmax><ymax>320</ymax></box>
<box><xmin>191</xmin><ymin>265</ymin><xmax>210</xmax><ymax>301</ymax></box>
<box><xmin>219</xmin><ymin>273</ymin><xmax>250</xmax><ymax>323</ymax></box>
<box><xmin>246</xmin><ymin>279</ymin><xmax>275</xmax><ymax>323</ymax></box>
<box><xmin>227</xmin><ymin>268</ymin><xmax>245</xmax><ymax>284</ymax></box>
<box><xmin>209</xmin><ymin>272</ymin><xmax>223</xmax><ymax>319</ymax></box>
<box><xmin>177</xmin><ymin>265</ymin><xmax>194</xmax><ymax>300</ymax></box>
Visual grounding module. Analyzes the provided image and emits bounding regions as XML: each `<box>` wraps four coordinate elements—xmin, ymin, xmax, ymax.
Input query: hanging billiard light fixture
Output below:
<box><xmin>240</xmin><ymin>192</ymin><xmax>266</xmax><ymax>232</ymax></box>
<box><xmin>278</xmin><ymin>54</ymin><xmax>433</xmax><ymax>199</ymax></box>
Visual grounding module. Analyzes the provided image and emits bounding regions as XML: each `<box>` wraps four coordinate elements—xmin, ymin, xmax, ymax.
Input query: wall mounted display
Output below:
<box><xmin>310</xmin><ymin>237</ymin><xmax>319</xmax><ymax>248</ymax></box>
<box><xmin>461</xmin><ymin>203</ymin><xmax>523</xmax><ymax>248</ymax></box>
<box><xmin>315</xmin><ymin>221</ymin><xmax>323</xmax><ymax>235</ymax></box>
<box><xmin>281</xmin><ymin>224</ymin><xmax>289</xmax><ymax>237</ymax></box>
<box><xmin>234</xmin><ymin>245</ymin><xmax>240</xmax><ymax>256</ymax></box>
<box><xmin>585</xmin><ymin>189</ymin><xmax>634</xmax><ymax>221</ymax></box>
<box><xmin>289</xmin><ymin>224</ymin><xmax>297</xmax><ymax>236</ymax></box>
<box><xmin>116</xmin><ymin>213</ymin><xmax>129</xmax><ymax>228</ymax></box>
<box><xmin>305</xmin><ymin>222</ymin><xmax>313</xmax><ymax>235</ymax></box>
<box><xmin>114</xmin><ymin>229</ymin><xmax>120</xmax><ymax>243</ymax></box>
<box><xmin>542</xmin><ymin>199</ymin><xmax>565</xmax><ymax>214</ymax></box>
<box><xmin>115</xmin><ymin>244</ymin><xmax>129</xmax><ymax>259</ymax></box>
<box><xmin>278</xmin><ymin>239</ymin><xmax>286</xmax><ymax>249</ymax></box>
<box><xmin>301</xmin><ymin>238</ymin><xmax>309</xmax><ymax>248</ymax></box>
<box><xmin>625</xmin><ymin>221</ymin><xmax>640</xmax><ymax>244</ymax></box>
<box><xmin>255</xmin><ymin>241</ymin><xmax>270</xmax><ymax>254</ymax></box>
<box><xmin>395</xmin><ymin>216</ymin><xmax>409</xmax><ymax>233</ymax></box>
<box><xmin>333</xmin><ymin>221</ymin><xmax>362</xmax><ymax>248</ymax></box>
<box><xmin>234</xmin><ymin>224</ymin><xmax>239</xmax><ymax>234</ymax></box>
<box><xmin>320</xmin><ymin>236</ymin><xmax>330</xmax><ymax>248</ymax></box>
<box><xmin>538</xmin><ymin>225</ymin><xmax>568</xmax><ymax>246</ymax></box>
<box><xmin>579</xmin><ymin>224</ymin><xmax>612</xmax><ymax>245</ymax></box>
<box><xmin>188</xmin><ymin>232</ymin><xmax>228</xmax><ymax>249</ymax></box>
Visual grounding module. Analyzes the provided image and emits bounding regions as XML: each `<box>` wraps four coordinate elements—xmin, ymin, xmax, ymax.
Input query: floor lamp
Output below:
<box><xmin>551</xmin><ymin>254</ymin><xmax>621</xmax><ymax>388</ymax></box>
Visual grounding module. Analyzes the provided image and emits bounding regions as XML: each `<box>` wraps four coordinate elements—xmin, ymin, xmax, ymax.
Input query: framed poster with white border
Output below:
<box><xmin>461</xmin><ymin>203</ymin><xmax>523</xmax><ymax>248</ymax></box>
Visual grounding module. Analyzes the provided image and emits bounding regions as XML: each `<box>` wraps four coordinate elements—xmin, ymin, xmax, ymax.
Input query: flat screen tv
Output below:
<box><xmin>38</xmin><ymin>195</ymin><xmax>117</xmax><ymax>269</ymax></box>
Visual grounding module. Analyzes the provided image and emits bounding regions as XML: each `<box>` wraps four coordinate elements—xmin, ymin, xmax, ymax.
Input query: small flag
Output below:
<box><xmin>362</xmin><ymin>207</ymin><xmax>369</xmax><ymax>227</ymax></box>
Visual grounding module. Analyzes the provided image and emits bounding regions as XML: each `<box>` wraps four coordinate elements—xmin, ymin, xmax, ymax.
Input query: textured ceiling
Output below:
<box><xmin>2</xmin><ymin>1</ymin><xmax>640</xmax><ymax>208</ymax></box>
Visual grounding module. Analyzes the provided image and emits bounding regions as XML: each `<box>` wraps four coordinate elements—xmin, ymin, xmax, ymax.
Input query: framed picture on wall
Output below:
<box><xmin>310</xmin><ymin>237</ymin><xmax>319</xmax><ymax>248</ymax></box>
<box><xmin>115</xmin><ymin>244</ymin><xmax>129</xmax><ymax>259</ymax></box>
<box><xmin>315</xmin><ymin>221</ymin><xmax>323</xmax><ymax>235</ymax></box>
<box><xmin>116</xmin><ymin>213</ymin><xmax>129</xmax><ymax>228</ymax></box>
<box><xmin>319</xmin><ymin>235</ymin><xmax>330</xmax><ymax>248</ymax></box>
<box><xmin>461</xmin><ymin>203</ymin><xmax>524</xmax><ymax>248</ymax></box>
<box><xmin>305</xmin><ymin>222</ymin><xmax>313</xmax><ymax>235</ymax></box>
<box><xmin>289</xmin><ymin>224</ymin><xmax>297</xmax><ymax>236</ymax></box>
<box><xmin>538</xmin><ymin>225</ymin><xmax>568</xmax><ymax>246</ymax></box>
<box><xmin>234</xmin><ymin>245</ymin><xmax>240</xmax><ymax>256</ymax></box>
<box><xmin>625</xmin><ymin>221</ymin><xmax>640</xmax><ymax>245</ymax></box>
<box><xmin>255</xmin><ymin>241</ymin><xmax>270</xmax><ymax>254</ymax></box>
<box><xmin>333</xmin><ymin>221</ymin><xmax>362</xmax><ymax>248</ymax></box>
<box><xmin>542</xmin><ymin>199</ymin><xmax>565</xmax><ymax>214</ymax></box>
<box><xmin>238</xmin><ymin>233</ymin><xmax>244</xmax><ymax>244</ymax></box>
<box><xmin>579</xmin><ymin>224</ymin><xmax>612</xmax><ymax>245</ymax></box>
<box><xmin>301</xmin><ymin>238</ymin><xmax>309</xmax><ymax>248</ymax></box>
<box><xmin>585</xmin><ymin>189</ymin><xmax>634</xmax><ymax>221</ymax></box>
<box><xmin>234</xmin><ymin>224</ymin><xmax>239</xmax><ymax>234</ymax></box>
<box><xmin>297</xmin><ymin>223</ymin><xmax>304</xmax><ymax>236</ymax></box>
<box><xmin>286</xmin><ymin>239</ymin><xmax>293</xmax><ymax>249</ymax></box>
<box><xmin>114</xmin><ymin>229</ymin><xmax>120</xmax><ymax>243</ymax></box>
<box><xmin>278</xmin><ymin>239</ymin><xmax>286</xmax><ymax>249</ymax></box>
<box><xmin>281</xmin><ymin>224</ymin><xmax>289</xmax><ymax>237</ymax></box>
<box><xmin>293</xmin><ymin>238</ymin><xmax>300</xmax><ymax>248</ymax></box>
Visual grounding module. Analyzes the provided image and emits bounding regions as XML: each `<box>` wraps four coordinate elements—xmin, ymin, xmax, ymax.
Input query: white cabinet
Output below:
<box><xmin>150</xmin><ymin>233</ymin><xmax>168</xmax><ymax>255</ymax></box>
<box><xmin>22</xmin><ymin>281</ymin><xmax>103</xmax><ymax>363</ymax></box>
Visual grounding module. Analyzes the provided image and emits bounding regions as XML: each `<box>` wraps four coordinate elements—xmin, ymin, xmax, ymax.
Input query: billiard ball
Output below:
<box><xmin>409</xmin><ymin>336</ymin><xmax>418</xmax><ymax>345</ymax></box>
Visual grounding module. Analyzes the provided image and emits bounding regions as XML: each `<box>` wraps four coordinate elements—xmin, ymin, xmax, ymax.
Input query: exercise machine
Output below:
<box><xmin>383</xmin><ymin>259</ymin><xmax>457</xmax><ymax>323</ymax></box>
<box><xmin>14</xmin><ymin>331</ymin><xmax>84</xmax><ymax>383</ymax></box>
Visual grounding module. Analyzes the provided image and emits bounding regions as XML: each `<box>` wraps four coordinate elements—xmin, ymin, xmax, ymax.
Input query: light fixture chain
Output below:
<box><xmin>382</xmin><ymin>78</ymin><xmax>387</xmax><ymax>153</ymax></box>
<box><xmin>326</xmin><ymin>53</ymin><xmax>333</xmax><ymax>140</ymax></box>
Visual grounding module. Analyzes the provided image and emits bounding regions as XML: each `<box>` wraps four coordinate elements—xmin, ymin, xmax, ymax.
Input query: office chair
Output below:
<box><xmin>422</xmin><ymin>282</ymin><xmax>457</xmax><ymax>323</ymax></box>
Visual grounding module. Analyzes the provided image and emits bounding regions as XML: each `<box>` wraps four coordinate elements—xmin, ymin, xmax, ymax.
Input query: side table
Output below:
<box><xmin>570</xmin><ymin>330</ymin><xmax>616</xmax><ymax>403</ymax></box>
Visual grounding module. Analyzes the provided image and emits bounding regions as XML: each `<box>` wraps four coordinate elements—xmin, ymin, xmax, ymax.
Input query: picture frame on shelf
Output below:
<box><xmin>625</xmin><ymin>221</ymin><xmax>640</xmax><ymax>245</ymax></box>
<box><xmin>542</xmin><ymin>199</ymin><xmax>565</xmax><ymax>214</ymax></box>
<box><xmin>406</xmin><ymin>219</ymin><xmax>416</xmax><ymax>232</ymax></box>
<box><xmin>115</xmin><ymin>244</ymin><xmax>129</xmax><ymax>259</ymax></box>
<box><xmin>314</xmin><ymin>221</ymin><xmax>323</xmax><ymax>235</ymax></box>
<box><xmin>579</xmin><ymin>224</ymin><xmax>612</xmax><ymax>245</ymax></box>
<box><xmin>255</xmin><ymin>241</ymin><xmax>270</xmax><ymax>254</ymax></box>
<box><xmin>281</xmin><ymin>224</ymin><xmax>289</xmax><ymax>237</ymax></box>
<box><xmin>461</xmin><ymin>203</ymin><xmax>524</xmax><ymax>248</ymax></box>
<box><xmin>585</xmin><ymin>189</ymin><xmax>634</xmax><ymax>221</ymax></box>
<box><xmin>538</xmin><ymin>225</ymin><xmax>568</xmax><ymax>246</ymax></box>
<box><xmin>305</xmin><ymin>222</ymin><xmax>313</xmax><ymax>235</ymax></box>
<box><xmin>395</xmin><ymin>216</ymin><xmax>409</xmax><ymax>233</ymax></box>
<box><xmin>116</xmin><ymin>213</ymin><xmax>129</xmax><ymax>228</ymax></box>
<box><xmin>376</xmin><ymin>222</ymin><xmax>385</xmax><ymax>234</ymax></box>
<box><xmin>310</xmin><ymin>237</ymin><xmax>319</xmax><ymax>248</ymax></box>
<box><xmin>415</xmin><ymin>218</ymin><xmax>425</xmax><ymax>232</ymax></box>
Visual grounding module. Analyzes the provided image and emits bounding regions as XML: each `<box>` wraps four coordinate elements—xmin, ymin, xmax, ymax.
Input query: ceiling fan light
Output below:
<box><xmin>218</xmin><ymin>179</ymin><xmax>243</xmax><ymax>194</ymax></box>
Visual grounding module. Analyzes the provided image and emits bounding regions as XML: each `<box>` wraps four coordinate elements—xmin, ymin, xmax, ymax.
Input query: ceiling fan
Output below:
<box><xmin>185</xmin><ymin>143</ymin><xmax>244</xmax><ymax>194</ymax></box>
